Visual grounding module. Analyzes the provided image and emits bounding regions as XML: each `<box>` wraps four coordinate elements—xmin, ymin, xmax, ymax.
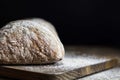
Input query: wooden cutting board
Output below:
<box><xmin>0</xmin><ymin>46</ymin><xmax>118</xmax><ymax>80</ymax></box>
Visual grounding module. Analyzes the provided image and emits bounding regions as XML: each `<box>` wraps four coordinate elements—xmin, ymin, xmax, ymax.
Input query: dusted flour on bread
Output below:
<box><xmin>0</xmin><ymin>18</ymin><xmax>64</xmax><ymax>64</ymax></box>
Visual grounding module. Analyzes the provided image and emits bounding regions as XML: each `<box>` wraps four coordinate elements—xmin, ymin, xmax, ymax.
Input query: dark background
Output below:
<box><xmin>0</xmin><ymin>0</ymin><xmax>120</xmax><ymax>46</ymax></box>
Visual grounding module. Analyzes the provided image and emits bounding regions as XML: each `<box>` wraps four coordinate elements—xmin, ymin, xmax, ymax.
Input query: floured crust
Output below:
<box><xmin>0</xmin><ymin>18</ymin><xmax>65</xmax><ymax>64</ymax></box>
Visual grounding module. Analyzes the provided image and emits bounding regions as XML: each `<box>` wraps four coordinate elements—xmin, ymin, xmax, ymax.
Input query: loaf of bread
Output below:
<box><xmin>0</xmin><ymin>18</ymin><xmax>65</xmax><ymax>64</ymax></box>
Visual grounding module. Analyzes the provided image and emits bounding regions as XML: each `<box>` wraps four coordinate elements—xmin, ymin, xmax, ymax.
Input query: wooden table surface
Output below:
<box><xmin>0</xmin><ymin>45</ymin><xmax>120</xmax><ymax>80</ymax></box>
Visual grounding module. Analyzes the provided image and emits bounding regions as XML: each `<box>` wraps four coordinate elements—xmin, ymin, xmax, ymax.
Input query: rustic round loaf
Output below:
<box><xmin>0</xmin><ymin>18</ymin><xmax>64</xmax><ymax>64</ymax></box>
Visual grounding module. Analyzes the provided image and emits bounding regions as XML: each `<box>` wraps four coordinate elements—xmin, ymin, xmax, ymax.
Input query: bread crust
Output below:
<box><xmin>0</xmin><ymin>18</ymin><xmax>64</xmax><ymax>64</ymax></box>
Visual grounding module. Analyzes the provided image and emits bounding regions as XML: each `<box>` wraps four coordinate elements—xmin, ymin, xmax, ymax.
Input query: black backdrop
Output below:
<box><xmin>0</xmin><ymin>0</ymin><xmax>120</xmax><ymax>46</ymax></box>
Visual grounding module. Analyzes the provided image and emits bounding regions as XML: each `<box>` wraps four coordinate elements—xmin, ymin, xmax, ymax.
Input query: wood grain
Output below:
<box><xmin>0</xmin><ymin>46</ymin><xmax>118</xmax><ymax>80</ymax></box>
